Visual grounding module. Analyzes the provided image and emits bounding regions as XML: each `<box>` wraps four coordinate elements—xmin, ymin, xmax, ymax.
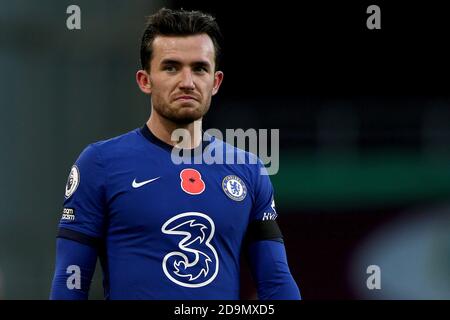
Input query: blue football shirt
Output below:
<box><xmin>58</xmin><ymin>125</ymin><xmax>278</xmax><ymax>299</ymax></box>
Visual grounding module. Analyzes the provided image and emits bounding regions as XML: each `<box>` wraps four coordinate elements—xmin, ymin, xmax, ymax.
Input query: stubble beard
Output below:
<box><xmin>152</xmin><ymin>96</ymin><xmax>212</xmax><ymax>126</ymax></box>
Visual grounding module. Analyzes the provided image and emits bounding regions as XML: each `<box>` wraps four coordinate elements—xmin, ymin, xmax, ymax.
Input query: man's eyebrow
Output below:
<box><xmin>160</xmin><ymin>59</ymin><xmax>182</xmax><ymax>65</ymax></box>
<box><xmin>160</xmin><ymin>59</ymin><xmax>212</xmax><ymax>68</ymax></box>
<box><xmin>191</xmin><ymin>61</ymin><xmax>211</xmax><ymax>69</ymax></box>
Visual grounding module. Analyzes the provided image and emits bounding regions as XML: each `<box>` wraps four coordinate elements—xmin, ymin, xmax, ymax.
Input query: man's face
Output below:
<box><xmin>146</xmin><ymin>34</ymin><xmax>223</xmax><ymax>125</ymax></box>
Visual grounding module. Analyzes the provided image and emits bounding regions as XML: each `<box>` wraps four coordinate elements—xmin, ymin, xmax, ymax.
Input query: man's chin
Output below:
<box><xmin>167</xmin><ymin>109</ymin><xmax>204</xmax><ymax>125</ymax></box>
<box><xmin>173</xmin><ymin>99</ymin><xmax>198</xmax><ymax>108</ymax></box>
<box><xmin>154</xmin><ymin>102</ymin><xmax>209</xmax><ymax>125</ymax></box>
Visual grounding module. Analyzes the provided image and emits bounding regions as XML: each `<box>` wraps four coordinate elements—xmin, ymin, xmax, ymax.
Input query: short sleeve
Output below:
<box><xmin>249</xmin><ymin>160</ymin><xmax>278</xmax><ymax>222</ymax></box>
<box><xmin>58</xmin><ymin>144</ymin><xmax>106</xmax><ymax>239</ymax></box>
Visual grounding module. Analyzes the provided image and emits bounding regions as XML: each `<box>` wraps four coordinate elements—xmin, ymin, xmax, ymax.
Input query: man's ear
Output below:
<box><xmin>212</xmin><ymin>71</ymin><xmax>224</xmax><ymax>96</ymax></box>
<box><xmin>136</xmin><ymin>70</ymin><xmax>152</xmax><ymax>94</ymax></box>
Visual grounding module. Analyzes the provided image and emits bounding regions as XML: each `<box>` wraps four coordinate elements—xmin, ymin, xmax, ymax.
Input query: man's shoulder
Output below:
<box><xmin>81</xmin><ymin>128</ymin><xmax>143</xmax><ymax>160</ymax></box>
<box><xmin>216</xmin><ymin>138</ymin><xmax>261</xmax><ymax>167</ymax></box>
<box><xmin>92</xmin><ymin>128</ymin><xmax>140</xmax><ymax>148</ymax></box>
<box><xmin>207</xmin><ymin>137</ymin><xmax>263</xmax><ymax>184</ymax></box>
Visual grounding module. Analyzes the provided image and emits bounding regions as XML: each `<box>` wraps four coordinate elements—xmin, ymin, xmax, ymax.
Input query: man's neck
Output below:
<box><xmin>146</xmin><ymin>114</ymin><xmax>203</xmax><ymax>149</ymax></box>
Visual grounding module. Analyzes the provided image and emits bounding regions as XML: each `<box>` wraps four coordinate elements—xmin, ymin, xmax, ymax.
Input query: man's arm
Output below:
<box><xmin>247</xmin><ymin>239</ymin><xmax>301</xmax><ymax>300</ymax></box>
<box><xmin>51</xmin><ymin>143</ymin><xmax>107</xmax><ymax>299</ymax></box>
<box><xmin>247</xmin><ymin>159</ymin><xmax>301</xmax><ymax>299</ymax></box>
<box><xmin>50</xmin><ymin>235</ymin><xmax>98</xmax><ymax>299</ymax></box>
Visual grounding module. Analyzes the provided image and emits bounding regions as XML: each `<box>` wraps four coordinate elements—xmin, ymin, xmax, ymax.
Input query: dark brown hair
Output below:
<box><xmin>140</xmin><ymin>8</ymin><xmax>222</xmax><ymax>71</ymax></box>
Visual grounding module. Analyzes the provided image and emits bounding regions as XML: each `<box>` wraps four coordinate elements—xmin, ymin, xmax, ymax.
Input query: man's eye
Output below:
<box><xmin>194</xmin><ymin>67</ymin><xmax>208</xmax><ymax>73</ymax></box>
<box><xmin>164</xmin><ymin>66</ymin><xmax>177</xmax><ymax>72</ymax></box>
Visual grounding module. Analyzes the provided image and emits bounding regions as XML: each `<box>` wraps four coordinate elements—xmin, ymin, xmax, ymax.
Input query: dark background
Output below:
<box><xmin>0</xmin><ymin>0</ymin><xmax>449</xmax><ymax>299</ymax></box>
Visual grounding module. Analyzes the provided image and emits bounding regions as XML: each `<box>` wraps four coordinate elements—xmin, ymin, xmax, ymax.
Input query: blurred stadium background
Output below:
<box><xmin>0</xmin><ymin>0</ymin><xmax>449</xmax><ymax>299</ymax></box>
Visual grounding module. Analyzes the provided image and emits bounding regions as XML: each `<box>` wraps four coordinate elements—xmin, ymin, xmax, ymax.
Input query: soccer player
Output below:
<box><xmin>50</xmin><ymin>8</ymin><xmax>301</xmax><ymax>300</ymax></box>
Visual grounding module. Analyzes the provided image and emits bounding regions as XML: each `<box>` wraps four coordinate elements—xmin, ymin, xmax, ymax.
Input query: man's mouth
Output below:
<box><xmin>174</xmin><ymin>95</ymin><xmax>197</xmax><ymax>101</ymax></box>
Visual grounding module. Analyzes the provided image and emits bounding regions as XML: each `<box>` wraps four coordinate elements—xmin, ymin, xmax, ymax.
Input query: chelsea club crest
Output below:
<box><xmin>222</xmin><ymin>175</ymin><xmax>247</xmax><ymax>201</ymax></box>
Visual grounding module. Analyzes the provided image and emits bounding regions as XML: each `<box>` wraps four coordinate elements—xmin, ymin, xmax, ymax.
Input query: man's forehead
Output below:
<box><xmin>152</xmin><ymin>34</ymin><xmax>215</xmax><ymax>62</ymax></box>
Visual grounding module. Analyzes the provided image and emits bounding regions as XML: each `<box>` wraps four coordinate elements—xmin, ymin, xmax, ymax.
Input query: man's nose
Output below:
<box><xmin>179</xmin><ymin>69</ymin><xmax>195</xmax><ymax>90</ymax></box>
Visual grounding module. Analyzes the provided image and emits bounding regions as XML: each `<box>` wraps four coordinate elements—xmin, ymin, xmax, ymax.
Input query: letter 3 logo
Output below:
<box><xmin>161</xmin><ymin>212</ymin><xmax>219</xmax><ymax>288</ymax></box>
<box><xmin>180</xmin><ymin>168</ymin><xmax>205</xmax><ymax>195</ymax></box>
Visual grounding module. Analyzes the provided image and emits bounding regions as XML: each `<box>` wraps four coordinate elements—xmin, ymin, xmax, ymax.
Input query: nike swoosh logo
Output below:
<box><xmin>132</xmin><ymin>177</ymin><xmax>160</xmax><ymax>188</ymax></box>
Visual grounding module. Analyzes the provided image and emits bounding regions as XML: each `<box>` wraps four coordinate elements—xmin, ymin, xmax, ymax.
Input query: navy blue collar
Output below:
<box><xmin>140</xmin><ymin>124</ymin><xmax>213</xmax><ymax>154</ymax></box>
